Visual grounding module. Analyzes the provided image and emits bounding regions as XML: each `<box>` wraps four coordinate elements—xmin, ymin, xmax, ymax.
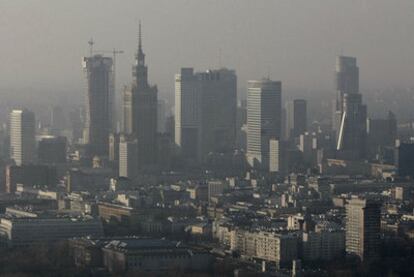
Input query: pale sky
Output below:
<box><xmin>1</xmin><ymin>0</ymin><xmax>414</xmax><ymax>101</ymax></box>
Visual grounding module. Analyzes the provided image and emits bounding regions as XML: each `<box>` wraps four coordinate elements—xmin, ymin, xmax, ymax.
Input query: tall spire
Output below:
<box><xmin>133</xmin><ymin>20</ymin><xmax>148</xmax><ymax>88</ymax></box>
<box><xmin>136</xmin><ymin>20</ymin><xmax>145</xmax><ymax>66</ymax></box>
<box><xmin>138</xmin><ymin>20</ymin><xmax>142</xmax><ymax>53</ymax></box>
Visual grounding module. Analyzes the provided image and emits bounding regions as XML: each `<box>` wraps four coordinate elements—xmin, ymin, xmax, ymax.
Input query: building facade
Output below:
<box><xmin>175</xmin><ymin>67</ymin><xmax>237</xmax><ymax>162</ymax></box>
<box><xmin>285</xmin><ymin>99</ymin><xmax>307</xmax><ymax>140</ymax></box>
<box><xmin>82</xmin><ymin>55</ymin><xmax>113</xmax><ymax>157</ymax></box>
<box><xmin>122</xmin><ymin>23</ymin><xmax>157</xmax><ymax>168</ymax></box>
<box><xmin>10</xmin><ymin>109</ymin><xmax>36</xmax><ymax>166</ymax></box>
<box><xmin>345</xmin><ymin>198</ymin><xmax>381</xmax><ymax>261</ymax></box>
<box><xmin>246</xmin><ymin>79</ymin><xmax>282</xmax><ymax>170</ymax></box>
<box><xmin>334</xmin><ymin>56</ymin><xmax>367</xmax><ymax>160</ymax></box>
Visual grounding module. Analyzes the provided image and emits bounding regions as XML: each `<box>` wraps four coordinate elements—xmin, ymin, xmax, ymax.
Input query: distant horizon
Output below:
<box><xmin>1</xmin><ymin>0</ymin><xmax>414</xmax><ymax>101</ymax></box>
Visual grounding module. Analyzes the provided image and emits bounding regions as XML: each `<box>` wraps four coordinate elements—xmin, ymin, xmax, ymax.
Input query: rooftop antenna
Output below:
<box><xmin>88</xmin><ymin>38</ymin><xmax>94</xmax><ymax>56</ymax></box>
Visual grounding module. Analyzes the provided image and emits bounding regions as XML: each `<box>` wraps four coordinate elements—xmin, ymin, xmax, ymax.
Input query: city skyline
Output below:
<box><xmin>1</xmin><ymin>2</ymin><xmax>414</xmax><ymax>276</ymax></box>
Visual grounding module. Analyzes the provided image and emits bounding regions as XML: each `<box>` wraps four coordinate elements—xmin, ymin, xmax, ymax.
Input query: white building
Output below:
<box><xmin>269</xmin><ymin>139</ymin><xmax>283</xmax><ymax>174</ymax></box>
<box><xmin>247</xmin><ymin>79</ymin><xmax>282</xmax><ymax>170</ymax></box>
<box><xmin>10</xmin><ymin>109</ymin><xmax>36</xmax><ymax>166</ymax></box>
<box><xmin>230</xmin><ymin>229</ymin><xmax>297</xmax><ymax>266</ymax></box>
<box><xmin>119</xmin><ymin>137</ymin><xmax>138</xmax><ymax>179</ymax></box>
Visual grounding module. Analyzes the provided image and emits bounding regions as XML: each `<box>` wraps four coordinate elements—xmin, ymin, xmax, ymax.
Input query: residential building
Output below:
<box><xmin>345</xmin><ymin>198</ymin><xmax>381</xmax><ymax>261</ymax></box>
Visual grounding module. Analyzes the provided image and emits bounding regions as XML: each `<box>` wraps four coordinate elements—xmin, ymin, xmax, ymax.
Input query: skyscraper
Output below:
<box><xmin>335</xmin><ymin>56</ymin><xmax>359</xmax><ymax>116</ymax></box>
<box><xmin>285</xmin><ymin>99</ymin><xmax>307</xmax><ymax>140</ymax></box>
<box><xmin>345</xmin><ymin>198</ymin><xmax>381</xmax><ymax>261</ymax></box>
<box><xmin>395</xmin><ymin>142</ymin><xmax>414</xmax><ymax>178</ymax></box>
<box><xmin>82</xmin><ymin>55</ymin><xmax>113</xmax><ymax>157</ymax></box>
<box><xmin>122</xmin><ymin>23</ymin><xmax>158</xmax><ymax>168</ymax></box>
<box><xmin>10</xmin><ymin>109</ymin><xmax>36</xmax><ymax>166</ymax></box>
<box><xmin>175</xmin><ymin>67</ymin><xmax>237</xmax><ymax>162</ymax></box>
<box><xmin>119</xmin><ymin>137</ymin><xmax>138</xmax><ymax>179</ymax></box>
<box><xmin>334</xmin><ymin>56</ymin><xmax>367</xmax><ymax>160</ymax></box>
<box><xmin>157</xmin><ymin>99</ymin><xmax>166</xmax><ymax>134</ymax></box>
<box><xmin>269</xmin><ymin>138</ymin><xmax>284</xmax><ymax>174</ymax></box>
<box><xmin>246</xmin><ymin>79</ymin><xmax>282</xmax><ymax>170</ymax></box>
<box><xmin>38</xmin><ymin>136</ymin><xmax>67</xmax><ymax>164</ymax></box>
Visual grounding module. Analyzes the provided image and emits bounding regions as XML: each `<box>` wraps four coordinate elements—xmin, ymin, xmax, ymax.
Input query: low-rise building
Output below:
<box><xmin>0</xmin><ymin>216</ymin><xmax>103</xmax><ymax>247</ymax></box>
<box><xmin>102</xmin><ymin>238</ymin><xmax>212</xmax><ymax>273</ymax></box>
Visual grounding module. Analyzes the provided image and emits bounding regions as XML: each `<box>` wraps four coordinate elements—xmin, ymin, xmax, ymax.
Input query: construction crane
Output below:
<box><xmin>88</xmin><ymin>38</ymin><xmax>94</xmax><ymax>57</ymax></box>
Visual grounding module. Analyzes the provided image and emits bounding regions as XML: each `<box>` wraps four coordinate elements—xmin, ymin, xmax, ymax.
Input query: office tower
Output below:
<box><xmin>10</xmin><ymin>109</ymin><xmax>36</xmax><ymax>166</ymax></box>
<box><xmin>285</xmin><ymin>99</ymin><xmax>307</xmax><ymax>140</ymax></box>
<box><xmin>38</xmin><ymin>136</ymin><xmax>67</xmax><ymax>164</ymax></box>
<box><xmin>5</xmin><ymin>164</ymin><xmax>57</xmax><ymax>193</ymax></box>
<box><xmin>122</xmin><ymin>88</ymin><xmax>133</xmax><ymax>134</ymax></box>
<box><xmin>236</xmin><ymin>100</ymin><xmax>247</xmax><ymax>150</ymax></box>
<box><xmin>119</xmin><ymin>137</ymin><xmax>138</xmax><ymax>179</ymax></box>
<box><xmin>367</xmin><ymin>111</ymin><xmax>397</xmax><ymax>160</ymax></box>
<box><xmin>50</xmin><ymin>106</ymin><xmax>66</xmax><ymax>136</ymax></box>
<box><xmin>300</xmin><ymin>132</ymin><xmax>318</xmax><ymax>165</ymax></box>
<box><xmin>108</xmin><ymin>133</ymin><xmax>120</xmax><ymax>162</ymax></box>
<box><xmin>334</xmin><ymin>56</ymin><xmax>367</xmax><ymax>160</ymax></box>
<box><xmin>122</xmin><ymin>23</ymin><xmax>157</xmax><ymax>168</ymax></box>
<box><xmin>82</xmin><ymin>55</ymin><xmax>113</xmax><ymax>156</ymax></box>
<box><xmin>395</xmin><ymin>143</ymin><xmax>414</xmax><ymax>178</ymax></box>
<box><xmin>246</xmin><ymin>79</ymin><xmax>282</xmax><ymax>170</ymax></box>
<box><xmin>336</xmin><ymin>93</ymin><xmax>367</xmax><ymax>159</ymax></box>
<box><xmin>345</xmin><ymin>198</ymin><xmax>381</xmax><ymax>261</ymax></box>
<box><xmin>70</xmin><ymin>106</ymin><xmax>84</xmax><ymax>144</ymax></box>
<box><xmin>334</xmin><ymin>56</ymin><xmax>359</xmax><ymax>131</ymax></box>
<box><xmin>175</xmin><ymin>67</ymin><xmax>237</xmax><ymax>162</ymax></box>
<box><xmin>269</xmin><ymin>139</ymin><xmax>283</xmax><ymax>174</ymax></box>
<box><xmin>157</xmin><ymin>99</ymin><xmax>166</xmax><ymax>134</ymax></box>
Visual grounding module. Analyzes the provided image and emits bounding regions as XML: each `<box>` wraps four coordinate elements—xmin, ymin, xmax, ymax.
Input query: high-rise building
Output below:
<box><xmin>246</xmin><ymin>79</ymin><xmax>282</xmax><ymax>170</ymax></box>
<box><xmin>367</xmin><ymin>111</ymin><xmax>397</xmax><ymax>160</ymax></box>
<box><xmin>345</xmin><ymin>198</ymin><xmax>381</xmax><ymax>261</ymax></box>
<box><xmin>334</xmin><ymin>56</ymin><xmax>367</xmax><ymax>160</ymax></box>
<box><xmin>122</xmin><ymin>88</ymin><xmax>133</xmax><ymax>135</ymax></box>
<box><xmin>395</xmin><ymin>142</ymin><xmax>414</xmax><ymax>178</ymax></box>
<box><xmin>119</xmin><ymin>137</ymin><xmax>138</xmax><ymax>179</ymax></box>
<box><xmin>50</xmin><ymin>106</ymin><xmax>66</xmax><ymax>136</ymax></box>
<box><xmin>336</xmin><ymin>93</ymin><xmax>367</xmax><ymax>160</ymax></box>
<box><xmin>269</xmin><ymin>139</ymin><xmax>283</xmax><ymax>174</ymax></box>
<box><xmin>334</xmin><ymin>56</ymin><xmax>359</xmax><ymax>124</ymax></box>
<box><xmin>175</xmin><ymin>67</ymin><xmax>237</xmax><ymax>162</ymax></box>
<box><xmin>157</xmin><ymin>99</ymin><xmax>166</xmax><ymax>134</ymax></box>
<box><xmin>285</xmin><ymin>99</ymin><xmax>307</xmax><ymax>140</ymax></box>
<box><xmin>38</xmin><ymin>136</ymin><xmax>67</xmax><ymax>164</ymax></box>
<box><xmin>82</xmin><ymin>55</ymin><xmax>113</xmax><ymax>156</ymax></box>
<box><xmin>122</xmin><ymin>23</ymin><xmax>157</xmax><ymax>168</ymax></box>
<box><xmin>5</xmin><ymin>164</ymin><xmax>57</xmax><ymax>193</ymax></box>
<box><xmin>108</xmin><ymin>133</ymin><xmax>120</xmax><ymax>162</ymax></box>
<box><xmin>10</xmin><ymin>109</ymin><xmax>36</xmax><ymax>166</ymax></box>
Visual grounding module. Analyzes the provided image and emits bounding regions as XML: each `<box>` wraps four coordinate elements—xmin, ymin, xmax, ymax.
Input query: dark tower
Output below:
<box><xmin>130</xmin><ymin>23</ymin><xmax>158</xmax><ymax>169</ymax></box>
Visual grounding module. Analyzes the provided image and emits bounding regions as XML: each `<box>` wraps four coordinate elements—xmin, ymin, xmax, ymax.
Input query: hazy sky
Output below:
<box><xmin>1</xmin><ymin>0</ymin><xmax>414</xmax><ymax>101</ymax></box>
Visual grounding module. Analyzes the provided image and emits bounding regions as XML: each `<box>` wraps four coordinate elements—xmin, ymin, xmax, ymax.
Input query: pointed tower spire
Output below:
<box><xmin>138</xmin><ymin>20</ymin><xmax>142</xmax><ymax>53</ymax></box>
<box><xmin>136</xmin><ymin>20</ymin><xmax>145</xmax><ymax>66</ymax></box>
<box><xmin>133</xmin><ymin>20</ymin><xmax>148</xmax><ymax>88</ymax></box>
